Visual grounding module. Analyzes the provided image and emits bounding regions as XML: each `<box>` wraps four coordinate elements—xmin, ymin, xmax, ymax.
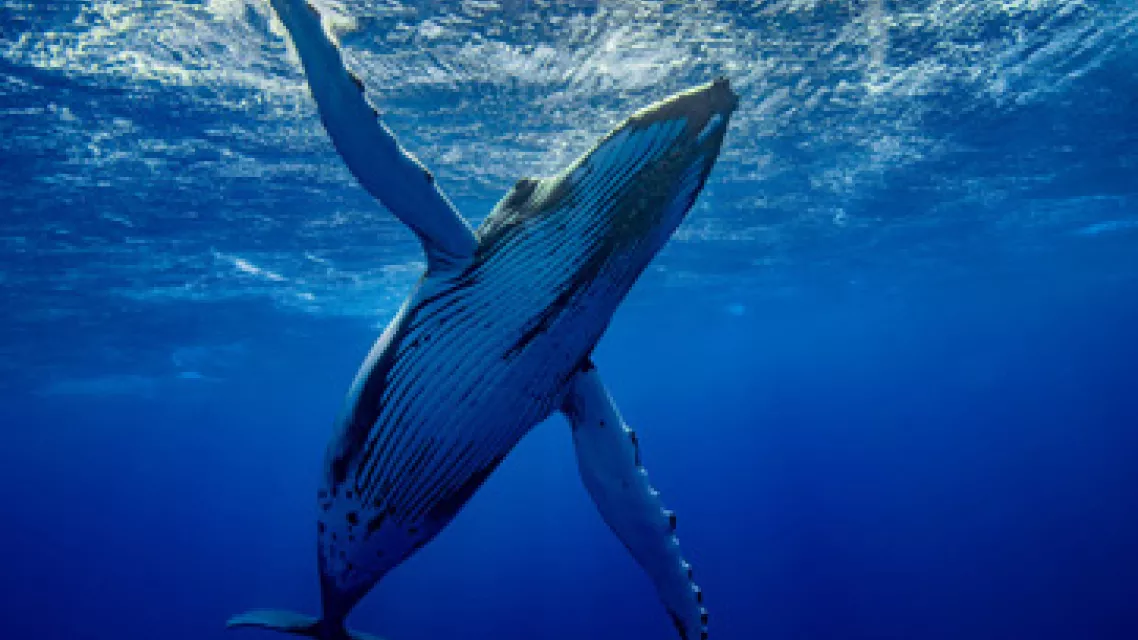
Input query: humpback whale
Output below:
<box><xmin>228</xmin><ymin>2</ymin><xmax>737</xmax><ymax>639</ymax></box>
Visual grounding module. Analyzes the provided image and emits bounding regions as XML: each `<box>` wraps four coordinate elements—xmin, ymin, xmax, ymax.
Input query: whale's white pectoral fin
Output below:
<box><xmin>268</xmin><ymin>0</ymin><xmax>477</xmax><ymax>268</ymax></box>
<box><xmin>562</xmin><ymin>363</ymin><xmax>708</xmax><ymax>640</ymax></box>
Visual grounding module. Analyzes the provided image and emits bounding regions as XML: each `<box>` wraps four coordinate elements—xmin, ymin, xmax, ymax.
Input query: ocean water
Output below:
<box><xmin>2</xmin><ymin>1</ymin><xmax>1138</xmax><ymax>639</ymax></box>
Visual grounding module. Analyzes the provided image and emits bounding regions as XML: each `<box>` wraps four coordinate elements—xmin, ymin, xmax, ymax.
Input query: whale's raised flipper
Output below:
<box><xmin>268</xmin><ymin>0</ymin><xmax>477</xmax><ymax>269</ymax></box>
<box><xmin>562</xmin><ymin>363</ymin><xmax>708</xmax><ymax>640</ymax></box>
<box><xmin>227</xmin><ymin>609</ymin><xmax>383</xmax><ymax>640</ymax></box>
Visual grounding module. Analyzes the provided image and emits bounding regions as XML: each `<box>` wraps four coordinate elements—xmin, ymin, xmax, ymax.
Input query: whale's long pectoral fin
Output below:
<box><xmin>562</xmin><ymin>363</ymin><xmax>707</xmax><ymax>640</ymax></box>
<box><xmin>268</xmin><ymin>0</ymin><xmax>477</xmax><ymax>269</ymax></box>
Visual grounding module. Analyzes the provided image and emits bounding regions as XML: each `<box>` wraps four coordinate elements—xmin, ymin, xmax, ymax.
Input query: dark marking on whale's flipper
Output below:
<box><xmin>226</xmin><ymin>609</ymin><xmax>384</xmax><ymax>640</ymax></box>
<box><xmin>562</xmin><ymin>365</ymin><xmax>708</xmax><ymax>640</ymax></box>
<box><xmin>266</xmin><ymin>0</ymin><xmax>477</xmax><ymax>270</ymax></box>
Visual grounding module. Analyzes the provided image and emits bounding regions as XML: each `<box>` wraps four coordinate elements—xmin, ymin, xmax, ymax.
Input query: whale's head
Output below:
<box><xmin>473</xmin><ymin>79</ymin><xmax>737</xmax><ymax>337</ymax></box>
<box><xmin>589</xmin><ymin>76</ymin><xmax>738</xmax><ymax>251</ymax></box>
<box><xmin>480</xmin><ymin>77</ymin><xmax>737</xmax><ymax>271</ymax></box>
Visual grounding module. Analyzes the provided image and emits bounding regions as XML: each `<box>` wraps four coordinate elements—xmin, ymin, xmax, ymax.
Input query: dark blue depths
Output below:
<box><xmin>3</xmin><ymin>280</ymin><xmax>1138</xmax><ymax>640</ymax></box>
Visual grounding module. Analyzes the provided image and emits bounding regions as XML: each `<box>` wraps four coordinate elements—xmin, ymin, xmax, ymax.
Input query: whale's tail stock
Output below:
<box><xmin>227</xmin><ymin>609</ymin><xmax>383</xmax><ymax>640</ymax></box>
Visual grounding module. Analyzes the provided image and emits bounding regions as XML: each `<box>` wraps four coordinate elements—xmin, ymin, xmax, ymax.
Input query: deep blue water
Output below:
<box><xmin>3</xmin><ymin>1</ymin><xmax>1138</xmax><ymax>639</ymax></box>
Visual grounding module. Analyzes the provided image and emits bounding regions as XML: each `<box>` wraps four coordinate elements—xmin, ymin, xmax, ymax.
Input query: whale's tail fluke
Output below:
<box><xmin>227</xmin><ymin>610</ymin><xmax>383</xmax><ymax>640</ymax></box>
